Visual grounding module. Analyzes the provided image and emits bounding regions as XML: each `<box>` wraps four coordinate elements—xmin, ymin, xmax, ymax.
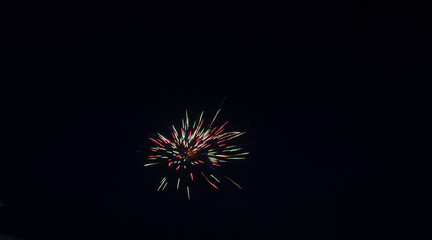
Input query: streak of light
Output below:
<box><xmin>225</xmin><ymin>175</ymin><xmax>243</xmax><ymax>189</ymax></box>
<box><xmin>187</xmin><ymin>186</ymin><xmax>190</xmax><ymax>200</ymax></box>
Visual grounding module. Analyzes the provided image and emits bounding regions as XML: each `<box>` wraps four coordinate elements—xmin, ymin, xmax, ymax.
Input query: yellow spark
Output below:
<box><xmin>225</xmin><ymin>175</ymin><xmax>243</xmax><ymax>190</ymax></box>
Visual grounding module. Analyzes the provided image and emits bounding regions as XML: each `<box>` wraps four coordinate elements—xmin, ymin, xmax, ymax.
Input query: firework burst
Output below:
<box><xmin>143</xmin><ymin>98</ymin><xmax>248</xmax><ymax>199</ymax></box>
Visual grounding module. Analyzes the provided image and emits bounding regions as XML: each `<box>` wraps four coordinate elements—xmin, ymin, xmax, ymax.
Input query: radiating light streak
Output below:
<box><xmin>209</xmin><ymin>108</ymin><xmax>221</xmax><ymax>128</ymax></box>
<box><xmin>210</xmin><ymin>174</ymin><xmax>220</xmax><ymax>183</ymax></box>
<box><xmin>227</xmin><ymin>132</ymin><xmax>246</xmax><ymax>140</ymax></box>
<box><xmin>143</xmin><ymin>162</ymin><xmax>159</xmax><ymax>167</ymax></box>
<box><xmin>149</xmin><ymin>137</ymin><xmax>164</xmax><ymax>147</ymax></box>
<box><xmin>187</xmin><ymin>186</ymin><xmax>190</xmax><ymax>200</ymax></box>
<box><xmin>161</xmin><ymin>181</ymin><xmax>168</xmax><ymax>191</ymax></box>
<box><xmin>201</xmin><ymin>172</ymin><xmax>219</xmax><ymax>189</ymax></box>
<box><xmin>177</xmin><ymin>177</ymin><xmax>180</xmax><ymax>190</ymax></box>
<box><xmin>236</xmin><ymin>152</ymin><xmax>250</xmax><ymax>155</ymax></box>
<box><xmin>225</xmin><ymin>175</ymin><xmax>243</xmax><ymax>189</ymax></box>
<box><xmin>185</xmin><ymin>110</ymin><xmax>189</xmax><ymax>128</ymax></box>
<box><xmin>157</xmin><ymin>177</ymin><xmax>167</xmax><ymax>191</ymax></box>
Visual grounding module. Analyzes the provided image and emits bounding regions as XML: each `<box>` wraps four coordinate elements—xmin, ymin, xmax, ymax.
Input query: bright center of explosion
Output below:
<box><xmin>186</xmin><ymin>149</ymin><xmax>196</xmax><ymax>158</ymax></box>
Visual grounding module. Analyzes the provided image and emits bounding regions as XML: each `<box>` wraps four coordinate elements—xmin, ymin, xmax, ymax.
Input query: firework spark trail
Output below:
<box><xmin>143</xmin><ymin>97</ymin><xmax>248</xmax><ymax>199</ymax></box>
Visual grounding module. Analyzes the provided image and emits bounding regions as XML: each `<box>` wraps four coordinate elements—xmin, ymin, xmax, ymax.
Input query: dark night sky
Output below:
<box><xmin>0</xmin><ymin>1</ymin><xmax>430</xmax><ymax>240</ymax></box>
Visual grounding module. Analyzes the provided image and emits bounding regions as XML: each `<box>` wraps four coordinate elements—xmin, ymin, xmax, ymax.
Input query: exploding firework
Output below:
<box><xmin>142</xmin><ymin>97</ymin><xmax>248</xmax><ymax>199</ymax></box>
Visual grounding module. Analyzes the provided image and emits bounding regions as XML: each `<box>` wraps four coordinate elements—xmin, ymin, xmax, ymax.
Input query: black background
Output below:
<box><xmin>1</xmin><ymin>1</ymin><xmax>430</xmax><ymax>239</ymax></box>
